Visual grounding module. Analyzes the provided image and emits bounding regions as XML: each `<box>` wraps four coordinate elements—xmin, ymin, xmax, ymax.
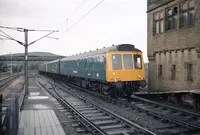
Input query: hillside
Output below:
<box><xmin>1</xmin><ymin>52</ymin><xmax>63</xmax><ymax>57</ymax></box>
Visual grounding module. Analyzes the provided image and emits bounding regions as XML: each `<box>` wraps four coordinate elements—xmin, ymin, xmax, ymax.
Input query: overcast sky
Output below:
<box><xmin>0</xmin><ymin>0</ymin><xmax>148</xmax><ymax>62</ymax></box>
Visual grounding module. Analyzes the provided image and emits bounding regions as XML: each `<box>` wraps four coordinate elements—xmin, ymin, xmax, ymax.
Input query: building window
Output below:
<box><xmin>180</xmin><ymin>0</ymin><xmax>195</xmax><ymax>27</ymax></box>
<box><xmin>187</xmin><ymin>64</ymin><xmax>193</xmax><ymax>81</ymax></box>
<box><xmin>171</xmin><ymin>65</ymin><xmax>176</xmax><ymax>80</ymax></box>
<box><xmin>166</xmin><ymin>6</ymin><xmax>178</xmax><ymax>31</ymax></box>
<box><xmin>158</xmin><ymin>65</ymin><xmax>162</xmax><ymax>77</ymax></box>
<box><xmin>189</xmin><ymin>1</ymin><xmax>195</xmax><ymax>25</ymax></box>
<box><xmin>153</xmin><ymin>11</ymin><xmax>164</xmax><ymax>34</ymax></box>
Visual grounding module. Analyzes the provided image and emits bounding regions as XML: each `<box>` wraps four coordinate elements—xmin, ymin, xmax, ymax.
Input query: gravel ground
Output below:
<box><xmin>0</xmin><ymin>76</ymin><xmax>24</xmax><ymax>101</ymax></box>
<box><xmin>61</xmin><ymin>86</ymin><xmax>171</xmax><ymax>130</ymax></box>
<box><xmin>40</xmin><ymin>75</ymin><xmax>193</xmax><ymax>134</ymax></box>
<box><xmin>140</xmin><ymin>96</ymin><xmax>200</xmax><ymax>113</ymax></box>
<box><xmin>36</xmin><ymin>77</ymin><xmax>92</xmax><ymax>135</ymax></box>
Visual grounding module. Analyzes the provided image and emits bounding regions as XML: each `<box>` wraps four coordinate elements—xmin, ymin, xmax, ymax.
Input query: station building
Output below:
<box><xmin>147</xmin><ymin>0</ymin><xmax>200</xmax><ymax>91</ymax></box>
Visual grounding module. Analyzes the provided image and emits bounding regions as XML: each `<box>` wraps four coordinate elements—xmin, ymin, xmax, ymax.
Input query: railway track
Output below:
<box><xmin>39</xmin><ymin>75</ymin><xmax>200</xmax><ymax>134</ymax></box>
<box><xmin>35</xmin><ymin>76</ymin><xmax>156</xmax><ymax>135</ymax></box>
<box><xmin>130</xmin><ymin>95</ymin><xmax>200</xmax><ymax>128</ymax></box>
<box><xmin>0</xmin><ymin>74</ymin><xmax>22</xmax><ymax>90</ymax></box>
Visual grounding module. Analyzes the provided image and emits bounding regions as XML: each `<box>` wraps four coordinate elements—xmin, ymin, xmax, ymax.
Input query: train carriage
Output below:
<box><xmin>46</xmin><ymin>59</ymin><xmax>60</xmax><ymax>74</ymax></box>
<box><xmin>38</xmin><ymin>63</ymin><xmax>47</xmax><ymax>72</ymax></box>
<box><xmin>39</xmin><ymin>44</ymin><xmax>147</xmax><ymax>97</ymax></box>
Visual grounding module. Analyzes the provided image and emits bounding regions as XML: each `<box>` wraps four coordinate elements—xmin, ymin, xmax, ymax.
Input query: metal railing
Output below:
<box><xmin>0</xmin><ymin>88</ymin><xmax>25</xmax><ymax>135</ymax></box>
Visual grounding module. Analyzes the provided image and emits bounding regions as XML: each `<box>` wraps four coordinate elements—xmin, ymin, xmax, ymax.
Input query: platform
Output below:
<box><xmin>18</xmin><ymin>78</ymin><xmax>65</xmax><ymax>135</ymax></box>
<box><xmin>190</xmin><ymin>89</ymin><xmax>200</xmax><ymax>95</ymax></box>
<box><xmin>135</xmin><ymin>89</ymin><xmax>200</xmax><ymax>96</ymax></box>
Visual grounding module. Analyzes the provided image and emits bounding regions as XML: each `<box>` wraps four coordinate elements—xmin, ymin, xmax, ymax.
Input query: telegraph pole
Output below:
<box><xmin>24</xmin><ymin>29</ymin><xmax>28</xmax><ymax>94</ymax></box>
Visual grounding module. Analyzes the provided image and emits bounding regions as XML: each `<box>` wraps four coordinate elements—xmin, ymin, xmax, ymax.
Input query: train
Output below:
<box><xmin>38</xmin><ymin>44</ymin><xmax>147</xmax><ymax>97</ymax></box>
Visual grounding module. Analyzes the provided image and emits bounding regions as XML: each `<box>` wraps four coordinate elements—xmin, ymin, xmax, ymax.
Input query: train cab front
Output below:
<box><xmin>106</xmin><ymin>51</ymin><xmax>147</xmax><ymax>97</ymax></box>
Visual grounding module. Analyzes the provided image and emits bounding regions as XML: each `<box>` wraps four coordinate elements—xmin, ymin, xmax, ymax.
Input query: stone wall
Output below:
<box><xmin>147</xmin><ymin>0</ymin><xmax>200</xmax><ymax>91</ymax></box>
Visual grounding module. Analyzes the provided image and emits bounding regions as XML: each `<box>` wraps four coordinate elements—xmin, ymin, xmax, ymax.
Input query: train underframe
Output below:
<box><xmin>40</xmin><ymin>71</ymin><xmax>147</xmax><ymax>98</ymax></box>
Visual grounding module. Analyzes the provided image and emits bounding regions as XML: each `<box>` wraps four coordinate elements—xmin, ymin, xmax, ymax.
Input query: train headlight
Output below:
<box><xmin>139</xmin><ymin>80</ymin><xmax>147</xmax><ymax>88</ymax></box>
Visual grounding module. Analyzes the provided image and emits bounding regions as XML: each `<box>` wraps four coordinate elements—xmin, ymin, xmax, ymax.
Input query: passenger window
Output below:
<box><xmin>112</xmin><ymin>54</ymin><xmax>122</xmax><ymax>70</ymax></box>
<box><xmin>123</xmin><ymin>54</ymin><xmax>133</xmax><ymax>69</ymax></box>
<box><xmin>103</xmin><ymin>57</ymin><xmax>106</xmax><ymax>64</ymax></box>
<box><xmin>134</xmin><ymin>54</ymin><xmax>142</xmax><ymax>69</ymax></box>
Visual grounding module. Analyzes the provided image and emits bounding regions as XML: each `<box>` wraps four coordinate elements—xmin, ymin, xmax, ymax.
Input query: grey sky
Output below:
<box><xmin>0</xmin><ymin>0</ymin><xmax>148</xmax><ymax>62</ymax></box>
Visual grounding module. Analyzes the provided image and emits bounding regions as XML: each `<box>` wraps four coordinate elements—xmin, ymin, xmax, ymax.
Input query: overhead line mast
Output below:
<box><xmin>0</xmin><ymin>0</ymin><xmax>105</xmax><ymax>93</ymax></box>
<box><xmin>0</xmin><ymin>27</ymin><xmax>58</xmax><ymax>94</ymax></box>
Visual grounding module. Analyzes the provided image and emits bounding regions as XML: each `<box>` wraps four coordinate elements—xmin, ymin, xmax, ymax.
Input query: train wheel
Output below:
<box><xmin>124</xmin><ymin>90</ymin><xmax>133</xmax><ymax>98</ymax></box>
<box><xmin>102</xmin><ymin>88</ymin><xmax>112</xmax><ymax>96</ymax></box>
<box><xmin>111</xmin><ymin>88</ymin><xmax>117</xmax><ymax>98</ymax></box>
<box><xmin>101</xmin><ymin>85</ymin><xmax>112</xmax><ymax>96</ymax></box>
<box><xmin>124</xmin><ymin>84</ymin><xmax>134</xmax><ymax>97</ymax></box>
<box><xmin>117</xmin><ymin>88</ymin><xmax>125</xmax><ymax>98</ymax></box>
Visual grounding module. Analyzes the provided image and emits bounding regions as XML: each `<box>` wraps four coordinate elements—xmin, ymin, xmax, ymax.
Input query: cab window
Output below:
<box><xmin>134</xmin><ymin>54</ymin><xmax>142</xmax><ymax>69</ymax></box>
<box><xmin>112</xmin><ymin>54</ymin><xmax>122</xmax><ymax>70</ymax></box>
<box><xmin>123</xmin><ymin>54</ymin><xmax>133</xmax><ymax>69</ymax></box>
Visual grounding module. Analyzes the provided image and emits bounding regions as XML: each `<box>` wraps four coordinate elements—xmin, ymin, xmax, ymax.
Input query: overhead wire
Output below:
<box><xmin>0</xmin><ymin>25</ymin><xmax>58</xmax><ymax>32</ymax></box>
<box><xmin>59</xmin><ymin>0</ymin><xmax>105</xmax><ymax>39</ymax></box>
<box><xmin>0</xmin><ymin>29</ymin><xmax>24</xmax><ymax>45</ymax></box>
<box><xmin>28</xmin><ymin>31</ymin><xmax>56</xmax><ymax>46</ymax></box>
<box><xmin>0</xmin><ymin>0</ymin><xmax>105</xmax><ymax>44</ymax></box>
<box><xmin>25</xmin><ymin>29</ymin><xmax>57</xmax><ymax>32</ymax></box>
<box><xmin>28</xmin><ymin>0</ymin><xmax>88</xmax><ymax>40</ymax></box>
<box><xmin>0</xmin><ymin>26</ymin><xmax>58</xmax><ymax>46</ymax></box>
<box><xmin>0</xmin><ymin>30</ymin><xmax>16</xmax><ymax>40</ymax></box>
<box><xmin>67</xmin><ymin>0</ymin><xmax>87</xmax><ymax>21</ymax></box>
<box><xmin>0</xmin><ymin>25</ymin><xmax>23</xmax><ymax>31</ymax></box>
<box><xmin>0</xmin><ymin>38</ymin><xmax>11</xmax><ymax>40</ymax></box>
<box><xmin>0</xmin><ymin>34</ymin><xmax>12</xmax><ymax>40</ymax></box>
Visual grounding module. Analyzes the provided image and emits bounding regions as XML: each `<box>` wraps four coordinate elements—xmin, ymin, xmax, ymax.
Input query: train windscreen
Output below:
<box><xmin>112</xmin><ymin>54</ymin><xmax>122</xmax><ymax>70</ymax></box>
<box><xmin>123</xmin><ymin>54</ymin><xmax>133</xmax><ymax>69</ymax></box>
<box><xmin>134</xmin><ymin>54</ymin><xmax>142</xmax><ymax>69</ymax></box>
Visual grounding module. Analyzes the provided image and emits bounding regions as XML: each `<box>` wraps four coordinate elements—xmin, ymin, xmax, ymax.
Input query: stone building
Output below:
<box><xmin>147</xmin><ymin>0</ymin><xmax>200</xmax><ymax>91</ymax></box>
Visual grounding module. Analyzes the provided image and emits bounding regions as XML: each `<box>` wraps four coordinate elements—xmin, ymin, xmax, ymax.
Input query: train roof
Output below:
<box><xmin>47</xmin><ymin>59</ymin><xmax>60</xmax><ymax>63</ymax></box>
<box><xmin>39</xmin><ymin>59</ymin><xmax>60</xmax><ymax>66</ymax></box>
<box><xmin>61</xmin><ymin>44</ymin><xmax>141</xmax><ymax>61</ymax></box>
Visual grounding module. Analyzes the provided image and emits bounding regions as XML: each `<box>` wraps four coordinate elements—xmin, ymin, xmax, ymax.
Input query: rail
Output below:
<box><xmin>0</xmin><ymin>72</ymin><xmax>10</xmax><ymax>75</ymax></box>
<box><xmin>0</xmin><ymin>73</ymin><xmax>22</xmax><ymax>89</ymax></box>
<box><xmin>35</xmin><ymin>76</ymin><xmax>156</xmax><ymax>135</ymax></box>
<box><xmin>45</xmin><ymin>75</ymin><xmax>200</xmax><ymax>134</ymax></box>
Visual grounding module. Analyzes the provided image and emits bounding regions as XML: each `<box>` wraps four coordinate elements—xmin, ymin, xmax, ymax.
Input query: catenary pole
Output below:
<box><xmin>24</xmin><ymin>29</ymin><xmax>28</xmax><ymax>94</ymax></box>
<box><xmin>11</xmin><ymin>53</ymin><xmax>12</xmax><ymax>74</ymax></box>
<box><xmin>0</xmin><ymin>27</ymin><xmax>57</xmax><ymax>94</ymax></box>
